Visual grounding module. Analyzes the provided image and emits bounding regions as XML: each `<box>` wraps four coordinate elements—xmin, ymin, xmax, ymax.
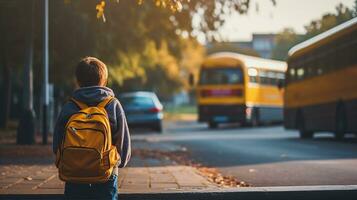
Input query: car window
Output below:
<box><xmin>121</xmin><ymin>96</ymin><xmax>155</xmax><ymax>107</ymax></box>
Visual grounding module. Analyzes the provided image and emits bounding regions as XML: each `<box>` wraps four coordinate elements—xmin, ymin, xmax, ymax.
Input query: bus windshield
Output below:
<box><xmin>199</xmin><ymin>67</ymin><xmax>243</xmax><ymax>85</ymax></box>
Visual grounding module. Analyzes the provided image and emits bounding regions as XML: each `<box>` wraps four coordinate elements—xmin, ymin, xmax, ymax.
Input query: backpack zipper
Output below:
<box><xmin>77</xmin><ymin>112</ymin><xmax>106</xmax><ymax>116</ymax></box>
<box><xmin>68</xmin><ymin>125</ymin><xmax>107</xmax><ymax>150</ymax></box>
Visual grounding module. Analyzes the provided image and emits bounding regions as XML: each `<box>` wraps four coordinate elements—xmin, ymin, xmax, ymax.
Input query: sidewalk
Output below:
<box><xmin>0</xmin><ymin>164</ymin><xmax>217</xmax><ymax>195</ymax></box>
<box><xmin>0</xmin><ymin>138</ymin><xmax>219</xmax><ymax>196</ymax></box>
<box><xmin>2</xmin><ymin>134</ymin><xmax>357</xmax><ymax>200</ymax></box>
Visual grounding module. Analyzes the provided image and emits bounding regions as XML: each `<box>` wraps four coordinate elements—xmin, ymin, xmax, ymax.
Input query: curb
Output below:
<box><xmin>2</xmin><ymin>185</ymin><xmax>357</xmax><ymax>200</ymax></box>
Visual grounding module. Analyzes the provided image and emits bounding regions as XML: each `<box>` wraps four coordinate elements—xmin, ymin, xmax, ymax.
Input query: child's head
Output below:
<box><xmin>75</xmin><ymin>57</ymin><xmax>108</xmax><ymax>87</ymax></box>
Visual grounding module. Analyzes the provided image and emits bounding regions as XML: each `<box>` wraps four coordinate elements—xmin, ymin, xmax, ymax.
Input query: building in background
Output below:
<box><xmin>206</xmin><ymin>33</ymin><xmax>277</xmax><ymax>59</ymax></box>
<box><xmin>251</xmin><ymin>34</ymin><xmax>276</xmax><ymax>58</ymax></box>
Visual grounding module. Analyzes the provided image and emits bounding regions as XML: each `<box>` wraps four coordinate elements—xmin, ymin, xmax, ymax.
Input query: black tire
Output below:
<box><xmin>300</xmin><ymin>130</ymin><xmax>313</xmax><ymax>139</ymax></box>
<box><xmin>153</xmin><ymin>121</ymin><xmax>163</xmax><ymax>133</ymax></box>
<box><xmin>297</xmin><ymin>110</ymin><xmax>313</xmax><ymax>139</ymax></box>
<box><xmin>335</xmin><ymin>104</ymin><xmax>346</xmax><ymax>140</ymax></box>
<box><xmin>251</xmin><ymin>108</ymin><xmax>260</xmax><ymax>127</ymax></box>
<box><xmin>208</xmin><ymin>121</ymin><xmax>218</xmax><ymax>129</ymax></box>
<box><xmin>240</xmin><ymin>121</ymin><xmax>250</xmax><ymax>127</ymax></box>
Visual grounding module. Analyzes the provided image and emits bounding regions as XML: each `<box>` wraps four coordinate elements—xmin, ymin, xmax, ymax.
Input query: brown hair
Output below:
<box><xmin>75</xmin><ymin>57</ymin><xmax>108</xmax><ymax>87</ymax></box>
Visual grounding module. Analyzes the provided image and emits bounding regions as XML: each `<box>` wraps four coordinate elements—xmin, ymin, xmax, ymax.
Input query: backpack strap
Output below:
<box><xmin>97</xmin><ymin>96</ymin><xmax>114</xmax><ymax>108</ymax></box>
<box><xmin>70</xmin><ymin>98</ymin><xmax>88</xmax><ymax>110</ymax></box>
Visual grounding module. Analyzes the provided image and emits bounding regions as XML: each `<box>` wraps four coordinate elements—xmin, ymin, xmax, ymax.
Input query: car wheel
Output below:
<box><xmin>208</xmin><ymin>121</ymin><xmax>218</xmax><ymax>129</ymax></box>
<box><xmin>153</xmin><ymin>122</ymin><xmax>162</xmax><ymax>133</ymax></box>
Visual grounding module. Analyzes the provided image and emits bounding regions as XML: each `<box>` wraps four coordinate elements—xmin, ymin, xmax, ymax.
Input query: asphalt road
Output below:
<box><xmin>131</xmin><ymin>120</ymin><xmax>357</xmax><ymax>187</ymax></box>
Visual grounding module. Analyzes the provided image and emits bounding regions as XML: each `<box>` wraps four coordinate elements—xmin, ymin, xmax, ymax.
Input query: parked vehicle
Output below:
<box><xmin>195</xmin><ymin>52</ymin><xmax>286</xmax><ymax>128</ymax></box>
<box><xmin>284</xmin><ymin>17</ymin><xmax>357</xmax><ymax>139</ymax></box>
<box><xmin>119</xmin><ymin>92</ymin><xmax>163</xmax><ymax>132</ymax></box>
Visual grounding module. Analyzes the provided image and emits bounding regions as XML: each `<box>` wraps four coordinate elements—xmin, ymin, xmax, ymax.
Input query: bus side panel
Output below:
<box><xmin>284</xmin><ymin>65</ymin><xmax>357</xmax><ymax>132</ymax></box>
<box><xmin>246</xmin><ymin>83</ymin><xmax>284</xmax><ymax>124</ymax></box>
<box><xmin>285</xmin><ymin>99</ymin><xmax>357</xmax><ymax>133</ymax></box>
<box><xmin>303</xmin><ymin>102</ymin><xmax>337</xmax><ymax>132</ymax></box>
<box><xmin>246</xmin><ymin>84</ymin><xmax>284</xmax><ymax>108</ymax></box>
<box><xmin>346</xmin><ymin>99</ymin><xmax>357</xmax><ymax>133</ymax></box>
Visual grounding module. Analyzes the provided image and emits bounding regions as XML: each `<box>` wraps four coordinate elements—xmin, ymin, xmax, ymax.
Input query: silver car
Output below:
<box><xmin>119</xmin><ymin>92</ymin><xmax>163</xmax><ymax>132</ymax></box>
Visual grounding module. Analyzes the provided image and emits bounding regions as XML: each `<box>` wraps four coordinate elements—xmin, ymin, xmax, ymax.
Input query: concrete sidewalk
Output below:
<box><xmin>0</xmin><ymin>164</ymin><xmax>217</xmax><ymax>195</ymax></box>
<box><xmin>0</xmin><ymin>139</ymin><xmax>219</xmax><ymax>196</ymax></box>
<box><xmin>2</xmin><ymin>135</ymin><xmax>357</xmax><ymax>200</ymax></box>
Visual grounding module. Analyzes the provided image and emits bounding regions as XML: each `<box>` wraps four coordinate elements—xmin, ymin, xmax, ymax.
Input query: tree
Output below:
<box><xmin>0</xmin><ymin>1</ymin><xmax>31</xmax><ymax>129</ymax></box>
<box><xmin>206</xmin><ymin>42</ymin><xmax>260</xmax><ymax>57</ymax></box>
<box><xmin>304</xmin><ymin>4</ymin><xmax>353</xmax><ymax>39</ymax></box>
<box><xmin>17</xmin><ymin>0</ymin><xmax>36</xmax><ymax>144</ymax></box>
<box><xmin>52</xmin><ymin>0</ymin><xmax>276</xmax><ymax>98</ymax></box>
<box><xmin>272</xmin><ymin>3</ymin><xmax>354</xmax><ymax>61</ymax></box>
<box><xmin>271</xmin><ymin>28</ymin><xmax>303</xmax><ymax>61</ymax></box>
<box><xmin>0</xmin><ymin>0</ymin><xmax>277</xmax><ymax>129</ymax></box>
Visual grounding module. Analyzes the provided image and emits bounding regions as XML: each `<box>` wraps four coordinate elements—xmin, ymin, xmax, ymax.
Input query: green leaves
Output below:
<box><xmin>272</xmin><ymin>3</ymin><xmax>355</xmax><ymax>61</ymax></box>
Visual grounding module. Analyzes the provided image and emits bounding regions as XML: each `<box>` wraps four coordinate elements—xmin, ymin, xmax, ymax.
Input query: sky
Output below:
<box><xmin>217</xmin><ymin>0</ymin><xmax>355</xmax><ymax>42</ymax></box>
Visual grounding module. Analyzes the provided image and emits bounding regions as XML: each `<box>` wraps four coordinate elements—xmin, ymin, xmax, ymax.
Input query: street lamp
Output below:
<box><xmin>42</xmin><ymin>0</ymin><xmax>49</xmax><ymax>145</ymax></box>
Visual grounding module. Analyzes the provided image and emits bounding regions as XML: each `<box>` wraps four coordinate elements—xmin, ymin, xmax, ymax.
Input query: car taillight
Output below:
<box><xmin>149</xmin><ymin>107</ymin><xmax>161</xmax><ymax>113</ymax></box>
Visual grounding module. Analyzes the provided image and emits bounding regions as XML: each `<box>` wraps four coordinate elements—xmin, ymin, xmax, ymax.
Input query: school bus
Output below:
<box><xmin>284</xmin><ymin>17</ymin><xmax>357</xmax><ymax>139</ymax></box>
<box><xmin>197</xmin><ymin>52</ymin><xmax>287</xmax><ymax>128</ymax></box>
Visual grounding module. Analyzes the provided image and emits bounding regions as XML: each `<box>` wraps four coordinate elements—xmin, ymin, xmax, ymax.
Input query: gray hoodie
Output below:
<box><xmin>53</xmin><ymin>86</ymin><xmax>131</xmax><ymax>169</ymax></box>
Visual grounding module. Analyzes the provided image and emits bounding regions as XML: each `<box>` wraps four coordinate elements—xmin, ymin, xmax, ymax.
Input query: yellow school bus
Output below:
<box><xmin>197</xmin><ymin>52</ymin><xmax>287</xmax><ymax>128</ymax></box>
<box><xmin>284</xmin><ymin>17</ymin><xmax>357</xmax><ymax>139</ymax></box>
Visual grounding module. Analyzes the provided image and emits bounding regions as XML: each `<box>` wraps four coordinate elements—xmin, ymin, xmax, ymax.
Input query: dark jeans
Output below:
<box><xmin>64</xmin><ymin>175</ymin><xmax>118</xmax><ymax>200</ymax></box>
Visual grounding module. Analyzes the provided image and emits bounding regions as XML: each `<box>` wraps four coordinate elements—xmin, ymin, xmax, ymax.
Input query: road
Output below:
<box><xmin>131</xmin><ymin>120</ymin><xmax>357</xmax><ymax>187</ymax></box>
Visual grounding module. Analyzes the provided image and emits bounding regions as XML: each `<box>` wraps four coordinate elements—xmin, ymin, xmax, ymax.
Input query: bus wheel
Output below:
<box><xmin>300</xmin><ymin>130</ymin><xmax>313</xmax><ymax>139</ymax></box>
<box><xmin>298</xmin><ymin>111</ymin><xmax>313</xmax><ymax>139</ymax></box>
<box><xmin>251</xmin><ymin>109</ymin><xmax>260</xmax><ymax>127</ymax></box>
<box><xmin>335</xmin><ymin>105</ymin><xmax>346</xmax><ymax>140</ymax></box>
<box><xmin>208</xmin><ymin>121</ymin><xmax>218</xmax><ymax>129</ymax></box>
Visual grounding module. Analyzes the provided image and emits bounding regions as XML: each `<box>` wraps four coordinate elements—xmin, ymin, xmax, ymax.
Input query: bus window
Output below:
<box><xmin>259</xmin><ymin>70</ymin><xmax>268</xmax><ymax>85</ymax></box>
<box><xmin>276</xmin><ymin>72</ymin><xmax>285</xmax><ymax>80</ymax></box>
<box><xmin>259</xmin><ymin>70</ymin><xmax>277</xmax><ymax>85</ymax></box>
<box><xmin>248</xmin><ymin>68</ymin><xmax>258</xmax><ymax>83</ymax></box>
<box><xmin>267</xmin><ymin>71</ymin><xmax>277</xmax><ymax>85</ymax></box>
<box><xmin>297</xmin><ymin>68</ymin><xmax>305</xmax><ymax>80</ymax></box>
<box><xmin>199</xmin><ymin>67</ymin><xmax>243</xmax><ymax>85</ymax></box>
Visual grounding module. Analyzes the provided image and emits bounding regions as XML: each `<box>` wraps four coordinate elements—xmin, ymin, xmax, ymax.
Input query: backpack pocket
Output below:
<box><xmin>102</xmin><ymin>146</ymin><xmax>120</xmax><ymax>169</ymax></box>
<box><xmin>61</xmin><ymin>147</ymin><xmax>101</xmax><ymax>177</ymax></box>
<box><xmin>65</xmin><ymin>125</ymin><xmax>106</xmax><ymax>151</ymax></box>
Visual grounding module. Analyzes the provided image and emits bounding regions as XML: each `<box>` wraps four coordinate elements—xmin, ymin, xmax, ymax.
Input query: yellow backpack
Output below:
<box><xmin>56</xmin><ymin>96</ymin><xmax>120</xmax><ymax>183</ymax></box>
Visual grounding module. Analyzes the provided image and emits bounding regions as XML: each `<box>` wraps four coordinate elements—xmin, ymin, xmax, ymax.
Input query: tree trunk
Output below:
<box><xmin>0</xmin><ymin>57</ymin><xmax>11</xmax><ymax>129</ymax></box>
<box><xmin>17</xmin><ymin>0</ymin><xmax>36</xmax><ymax>145</ymax></box>
<box><xmin>0</xmin><ymin>1</ymin><xmax>12</xmax><ymax>129</ymax></box>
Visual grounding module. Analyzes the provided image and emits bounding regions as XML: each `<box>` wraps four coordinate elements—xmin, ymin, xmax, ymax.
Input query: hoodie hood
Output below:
<box><xmin>72</xmin><ymin>86</ymin><xmax>114</xmax><ymax>105</ymax></box>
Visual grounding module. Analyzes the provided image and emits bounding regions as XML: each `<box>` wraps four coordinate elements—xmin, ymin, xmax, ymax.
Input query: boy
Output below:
<box><xmin>53</xmin><ymin>57</ymin><xmax>131</xmax><ymax>200</ymax></box>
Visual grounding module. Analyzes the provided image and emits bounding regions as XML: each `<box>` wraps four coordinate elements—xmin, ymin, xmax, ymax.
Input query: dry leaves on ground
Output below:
<box><xmin>132</xmin><ymin>148</ymin><xmax>250</xmax><ymax>187</ymax></box>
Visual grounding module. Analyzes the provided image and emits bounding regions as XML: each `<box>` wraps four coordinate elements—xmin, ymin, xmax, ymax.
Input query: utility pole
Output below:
<box><xmin>42</xmin><ymin>0</ymin><xmax>49</xmax><ymax>145</ymax></box>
